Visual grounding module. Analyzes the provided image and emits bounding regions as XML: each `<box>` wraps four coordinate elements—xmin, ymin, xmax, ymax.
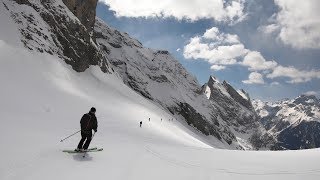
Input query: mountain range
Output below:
<box><xmin>253</xmin><ymin>94</ymin><xmax>320</xmax><ymax>149</ymax></box>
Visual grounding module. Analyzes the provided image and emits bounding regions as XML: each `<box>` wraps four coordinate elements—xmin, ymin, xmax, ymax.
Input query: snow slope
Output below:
<box><xmin>1</xmin><ymin>38</ymin><xmax>320</xmax><ymax>180</ymax></box>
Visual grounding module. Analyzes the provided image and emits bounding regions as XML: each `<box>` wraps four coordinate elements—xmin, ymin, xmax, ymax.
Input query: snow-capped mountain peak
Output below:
<box><xmin>210</xmin><ymin>75</ymin><xmax>220</xmax><ymax>83</ymax></box>
<box><xmin>253</xmin><ymin>95</ymin><xmax>320</xmax><ymax>149</ymax></box>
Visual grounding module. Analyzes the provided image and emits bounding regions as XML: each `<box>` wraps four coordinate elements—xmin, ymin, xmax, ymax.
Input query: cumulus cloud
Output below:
<box><xmin>258</xmin><ymin>24</ymin><xmax>280</xmax><ymax>34</ymax></box>
<box><xmin>261</xmin><ymin>0</ymin><xmax>320</xmax><ymax>49</ymax></box>
<box><xmin>270</xmin><ymin>81</ymin><xmax>280</xmax><ymax>86</ymax></box>
<box><xmin>266</xmin><ymin>65</ymin><xmax>320</xmax><ymax>83</ymax></box>
<box><xmin>203</xmin><ymin>27</ymin><xmax>219</xmax><ymax>40</ymax></box>
<box><xmin>184</xmin><ymin>27</ymin><xmax>320</xmax><ymax>85</ymax></box>
<box><xmin>183</xmin><ymin>27</ymin><xmax>248</xmax><ymax>65</ymax></box>
<box><xmin>242</xmin><ymin>51</ymin><xmax>277</xmax><ymax>71</ymax></box>
<box><xmin>100</xmin><ymin>0</ymin><xmax>246</xmax><ymax>23</ymax></box>
<box><xmin>210</xmin><ymin>65</ymin><xmax>226</xmax><ymax>71</ymax></box>
<box><xmin>242</xmin><ymin>72</ymin><xmax>265</xmax><ymax>84</ymax></box>
<box><xmin>303</xmin><ymin>91</ymin><xmax>318</xmax><ymax>96</ymax></box>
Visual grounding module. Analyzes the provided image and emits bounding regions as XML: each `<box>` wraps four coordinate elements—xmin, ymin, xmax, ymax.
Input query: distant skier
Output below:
<box><xmin>140</xmin><ymin>121</ymin><xmax>142</xmax><ymax>127</ymax></box>
<box><xmin>149</xmin><ymin>118</ymin><xmax>150</xmax><ymax>122</ymax></box>
<box><xmin>75</xmin><ymin>107</ymin><xmax>98</xmax><ymax>152</ymax></box>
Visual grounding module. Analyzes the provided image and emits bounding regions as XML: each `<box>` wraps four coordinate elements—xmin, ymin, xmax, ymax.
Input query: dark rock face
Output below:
<box><xmin>250</xmin><ymin>130</ymin><xmax>276</xmax><ymax>149</ymax></box>
<box><xmin>62</xmin><ymin>0</ymin><xmax>98</xmax><ymax>32</ymax></box>
<box><xmin>175</xmin><ymin>103</ymin><xmax>221</xmax><ymax>138</ymax></box>
<box><xmin>275</xmin><ymin>121</ymin><xmax>320</xmax><ymax>150</ymax></box>
<box><xmin>205</xmin><ymin>77</ymin><xmax>258</xmax><ymax>129</ymax></box>
<box><xmin>293</xmin><ymin>95</ymin><xmax>319</xmax><ymax>106</ymax></box>
<box><xmin>202</xmin><ymin>76</ymin><xmax>272</xmax><ymax>149</ymax></box>
<box><xmin>6</xmin><ymin>0</ymin><xmax>109</xmax><ymax>73</ymax></box>
<box><xmin>222</xmin><ymin>81</ymin><xmax>253</xmax><ymax>110</ymax></box>
<box><xmin>173</xmin><ymin>102</ymin><xmax>238</xmax><ymax>146</ymax></box>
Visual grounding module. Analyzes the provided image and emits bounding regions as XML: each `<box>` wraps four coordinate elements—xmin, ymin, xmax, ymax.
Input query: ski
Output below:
<box><xmin>62</xmin><ymin>147</ymin><xmax>102</xmax><ymax>153</ymax></box>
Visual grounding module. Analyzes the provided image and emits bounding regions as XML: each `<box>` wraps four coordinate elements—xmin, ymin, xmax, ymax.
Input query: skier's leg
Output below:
<box><xmin>77</xmin><ymin>132</ymin><xmax>86</xmax><ymax>149</ymax></box>
<box><xmin>83</xmin><ymin>133</ymin><xmax>92</xmax><ymax>150</ymax></box>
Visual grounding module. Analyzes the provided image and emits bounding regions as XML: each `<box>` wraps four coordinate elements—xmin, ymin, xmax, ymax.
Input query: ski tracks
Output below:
<box><xmin>144</xmin><ymin>145</ymin><xmax>320</xmax><ymax>176</ymax></box>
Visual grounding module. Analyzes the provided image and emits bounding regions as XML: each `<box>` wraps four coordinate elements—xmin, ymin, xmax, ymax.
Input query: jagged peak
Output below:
<box><xmin>299</xmin><ymin>94</ymin><xmax>318</xmax><ymax>99</ymax></box>
<box><xmin>208</xmin><ymin>75</ymin><xmax>220</xmax><ymax>85</ymax></box>
<box><xmin>293</xmin><ymin>94</ymin><xmax>319</xmax><ymax>105</ymax></box>
<box><xmin>237</xmin><ymin>89</ymin><xmax>250</xmax><ymax>101</ymax></box>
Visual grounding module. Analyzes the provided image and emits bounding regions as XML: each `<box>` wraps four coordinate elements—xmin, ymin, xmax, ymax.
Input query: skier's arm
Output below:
<box><xmin>80</xmin><ymin>114</ymin><xmax>86</xmax><ymax>130</ymax></box>
<box><xmin>93</xmin><ymin>117</ymin><xmax>98</xmax><ymax>132</ymax></box>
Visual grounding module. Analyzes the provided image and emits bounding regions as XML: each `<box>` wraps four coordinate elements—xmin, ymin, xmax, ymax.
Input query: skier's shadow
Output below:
<box><xmin>72</xmin><ymin>154</ymin><xmax>93</xmax><ymax>161</ymax></box>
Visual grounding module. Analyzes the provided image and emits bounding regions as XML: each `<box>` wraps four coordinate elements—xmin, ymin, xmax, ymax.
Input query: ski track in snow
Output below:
<box><xmin>144</xmin><ymin>145</ymin><xmax>320</xmax><ymax>176</ymax></box>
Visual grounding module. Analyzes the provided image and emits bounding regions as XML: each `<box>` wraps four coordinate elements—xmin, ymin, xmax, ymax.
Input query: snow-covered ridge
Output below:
<box><xmin>96</xmin><ymin>17</ymin><xmax>269</xmax><ymax>150</ymax></box>
<box><xmin>253</xmin><ymin>95</ymin><xmax>320</xmax><ymax>125</ymax></box>
<box><xmin>201</xmin><ymin>76</ymin><xmax>274</xmax><ymax>149</ymax></box>
<box><xmin>95</xmin><ymin>18</ymin><xmax>245</xmax><ymax>149</ymax></box>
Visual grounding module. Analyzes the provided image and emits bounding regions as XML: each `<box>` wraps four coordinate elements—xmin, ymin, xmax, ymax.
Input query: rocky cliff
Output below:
<box><xmin>3</xmin><ymin>0</ymin><xmax>109</xmax><ymax>72</ymax></box>
<box><xmin>62</xmin><ymin>0</ymin><xmax>98</xmax><ymax>33</ymax></box>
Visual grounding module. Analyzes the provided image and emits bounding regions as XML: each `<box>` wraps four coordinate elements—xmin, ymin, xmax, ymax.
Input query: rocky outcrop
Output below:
<box><xmin>222</xmin><ymin>81</ymin><xmax>253</xmax><ymax>110</ymax></box>
<box><xmin>275</xmin><ymin>121</ymin><xmax>320</xmax><ymax>150</ymax></box>
<box><xmin>4</xmin><ymin>0</ymin><xmax>109</xmax><ymax>72</ymax></box>
<box><xmin>203</xmin><ymin>76</ymin><xmax>259</xmax><ymax>129</ymax></box>
<box><xmin>201</xmin><ymin>76</ymin><xmax>273</xmax><ymax>150</ymax></box>
<box><xmin>62</xmin><ymin>0</ymin><xmax>98</xmax><ymax>32</ymax></box>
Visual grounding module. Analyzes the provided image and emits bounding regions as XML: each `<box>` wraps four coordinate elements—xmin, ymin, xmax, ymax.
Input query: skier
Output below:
<box><xmin>75</xmin><ymin>107</ymin><xmax>98</xmax><ymax>152</ymax></box>
<box><xmin>140</xmin><ymin>121</ymin><xmax>142</xmax><ymax>127</ymax></box>
<box><xmin>149</xmin><ymin>118</ymin><xmax>150</xmax><ymax>122</ymax></box>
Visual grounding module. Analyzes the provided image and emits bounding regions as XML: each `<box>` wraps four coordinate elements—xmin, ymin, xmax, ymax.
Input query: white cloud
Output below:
<box><xmin>203</xmin><ymin>27</ymin><xmax>220</xmax><ymax>40</ymax></box>
<box><xmin>242</xmin><ymin>72</ymin><xmax>265</xmax><ymax>84</ymax></box>
<box><xmin>262</xmin><ymin>0</ymin><xmax>320</xmax><ymax>49</ymax></box>
<box><xmin>203</xmin><ymin>27</ymin><xmax>240</xmax><ymax>44</ymax></box>
<box><xmin>259</xmin><ymin>24</ymin><xmax>280</xmax><ymax>34</ymax></box>
<box><xmin>266</xmin><ymin>65</ymin><xmax>320</xmax><ymax>83</ymax></box>
<box><xmin>270</xmin><ymin>81</ymin><xmax>280</xmax><ymax>86</ymax></box>
<box><xmin>303</xmin><ymin>91</ymin><xmax>318</xmax><ymax>96</ymax></box>
<box><xmin>100</xmin><ymin>0</ymin><xmax>246</xmax><ymax>23</ymax></box>
<box><xmin>183</xmin><ymin>28</ymin><xmax>248</xmax><ymax>65</ymax></box>
<box><xmin>210</xmin><ymin>65</ymin><xmax>226</xmax><ymax>71</ymax></box>
<box><xmin>184</xmin><ymin>27</ymin><xmax>320</xmax><ymax>85</ymax></box>
<box><xmin>224</xmin><ymin>34</ymin><xmax>240</xmax><ymax>44</ymax></box>
<box><xmin>242</xmin><ymin>51</ymin><xmax>277</xmax><ymax>71</ymax></box>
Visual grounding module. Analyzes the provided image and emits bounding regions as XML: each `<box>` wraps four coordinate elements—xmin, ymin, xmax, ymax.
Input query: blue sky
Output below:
<box><xmin>96</xmin><ymin>0</ymin><xmax>320</xmax><ymax>101</ymax></box>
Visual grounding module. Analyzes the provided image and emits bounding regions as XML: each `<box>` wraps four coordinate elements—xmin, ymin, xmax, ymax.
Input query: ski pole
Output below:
<box><xmin>60</xmin><ymin>130</ymin><xmax>81</xmax><ymax>142</ymax></box>
<box><xmin>91</xmin><ymin>131</ymin><xmax>96</xmax><ymax>141</ymax></box>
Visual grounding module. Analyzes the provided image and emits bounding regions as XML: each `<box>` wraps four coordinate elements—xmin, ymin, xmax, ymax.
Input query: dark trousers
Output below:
<box><xmin>77</xmin><ymin>131</ymin><xmax>92</xmax><ymax>150</ymax></box>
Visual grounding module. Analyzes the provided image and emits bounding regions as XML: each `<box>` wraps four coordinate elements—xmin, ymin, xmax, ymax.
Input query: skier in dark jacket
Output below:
<box><xmin>76</xmin><ymin>107</ymin><xmax>98</xmax><ymax>151</ymax></box>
